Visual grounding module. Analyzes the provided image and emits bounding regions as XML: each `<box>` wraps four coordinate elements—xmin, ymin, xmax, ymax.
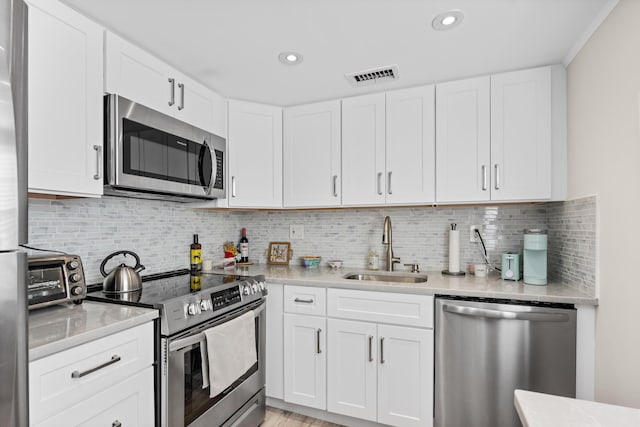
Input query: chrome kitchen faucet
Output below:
<box><xmin>382</xmin><ymin>216</ymin><xmax>401</xmax><ymax>271</ymax></box>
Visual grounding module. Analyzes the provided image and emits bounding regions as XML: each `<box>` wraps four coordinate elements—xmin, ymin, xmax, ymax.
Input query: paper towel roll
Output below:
<box><xmin>448</xmin><ymin>229</ymin><xmax>460</xmax><ymax>273</ymax></box>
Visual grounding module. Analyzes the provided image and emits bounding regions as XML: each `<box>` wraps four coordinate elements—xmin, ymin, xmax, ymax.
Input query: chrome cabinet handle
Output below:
<box><xmin>495</xmin><ymin>164</ymin><xmax>500</xmax><ymax>190</ymax></box>
<box><xmin>231</xmin><ymin>176</ymin><xmax>236</xmax><ymax>198</ymax></box>
<box><xmin>387</xmin><ymin>171</ymin><xmax>392</xmax><ymax>195</ymax></box>
<box><xmin>168</xmin><ymin>78</ymin><xmax>175</xmax><ymax>106</ymax></box>
<box><xmin>112</xmin><ymin>421</ymin><xmax>122</xmax><ymax>427</ymax></box>
<box><xmin>481</xmin><ymin>165</ymin><xmax>487</xmax><ymax>191</ymax></box>
<box><xmin>377</xmin><ymin>172</ymin><xmax>383</xmax><ymax>195</ymax></box>
<box><xmin>177</xmin><ymin>83</ymin><xmax>185</xmax><ymax>110</ymax></box>
<box><xmin>380</xmin><ymin>337</ymin><xmax>385</xmax><ymax>364</ymax></box>
<box><xmin>71</xmin><ymin>355</ymin><xmax>121</xmax><ymax>378</ymax></box>
<box><xmin>333</xmin><ymin>175</ymin><xmax>338</xmax><ymax>197</ymax></box>
<box><xmin>368</xmin><ymin>335</ymin><xmax>374</xmax><ymax>362</ymax></box>
<box><xmin>316</xmin><ymin>329</ymin><xmax>322</xmax><ymax>354</ymax></box>
<box><xmin>442</xmin><ymin>303</ymin><xmax>570</xmax><ymax>322</ymax></box>
<box><xmin>93</xmin><ymin>145</ymin><xmax>102</xmax><ymax>180</ymax></box>
<box><xmin>294</xmin><ymin>298</ymin><xmax>314</xmax><ymax>304</ymax></box>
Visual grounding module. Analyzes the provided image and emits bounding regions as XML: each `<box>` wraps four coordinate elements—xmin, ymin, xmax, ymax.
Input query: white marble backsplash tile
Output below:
<box><xmin>27</xmin><ymin>196</ymin><xmax>596</xmax><ymax>296</ymax></box>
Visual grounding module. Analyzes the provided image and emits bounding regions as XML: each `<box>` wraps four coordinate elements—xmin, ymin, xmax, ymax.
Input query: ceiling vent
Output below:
<box><xmin>345</xmin><ymin>64</ymin><xmax>399</xmax><ymax>88</ymax></box>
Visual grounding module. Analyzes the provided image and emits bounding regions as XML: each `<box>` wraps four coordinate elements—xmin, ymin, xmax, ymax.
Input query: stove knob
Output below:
<box><xmin>243</xmin><ymin>285</ymin><xmax>250</xmax><ymax>295</ymax></box>
<box><xmin>200</xmin><ymin>299</ymin><xmax>211</xmax><ymax>311</ymax></box>
<box><xmin>69</xmin><ymin>273</ymin><xmax>82</xmax><ymax>283</ymax></box>
<box><xmin>67</xmin><ymin>260</ymin><xmax>80</xmax><ymax>270</ymax></box>
<box><xmin>258</xmin><ymin>281</ymin><xmax>265</xmax><ymax>291</ymax></box>
<box><xmin>187</xmin><ymin>302</ymin><xmax>200</xmax><ymax>316</ymax></box>
<box><xmin>71</xmin><ymin>286</ymin><xmax>83</xmax><ymax>296</ymax></box>
<box><xmin>251</xmin><ymin>283</ymin><xmax>258</xmax><ymax>293</ymax></box>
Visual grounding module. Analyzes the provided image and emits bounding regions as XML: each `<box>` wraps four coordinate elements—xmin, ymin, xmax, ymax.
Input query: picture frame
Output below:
<box><xmin>268</xmin><ymin>241</ymin><xmax>292</xmax><ymax>265</ymax></box>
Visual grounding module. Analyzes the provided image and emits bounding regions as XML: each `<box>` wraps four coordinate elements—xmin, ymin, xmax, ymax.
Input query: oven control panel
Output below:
<box><xmin>211</xmin><ymin>286</ymin><xmax>241</xmax><ymax>311</ymax></box>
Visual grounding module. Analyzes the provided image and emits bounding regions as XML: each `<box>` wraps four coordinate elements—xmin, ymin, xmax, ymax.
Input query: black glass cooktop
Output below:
<box><xmin>86</xmin><ymin>269</ymin><xmax>252</xmax><ymax>308</ymax></box>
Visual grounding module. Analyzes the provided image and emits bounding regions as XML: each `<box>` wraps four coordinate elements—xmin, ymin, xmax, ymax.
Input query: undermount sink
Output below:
<box><xmin>344</xmin><ymin>273</ymin><xmax>428</xmax><ymax>284</ymax></box>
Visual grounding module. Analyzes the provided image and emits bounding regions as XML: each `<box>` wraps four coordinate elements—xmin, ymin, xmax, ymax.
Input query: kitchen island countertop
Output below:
<box><xmin>515</xmin><ymin>390</ymin><xmax>640</xmax><ymax>427</ymax></box>
<box><xmin>216</xmin><ymin>264</ymin><xmax>597</xmax><ymax>305</ymax></box>
<box><xmin>29</xmin><ymin>301</ymin><xmax>158</xmax><ymax>361</ymax></box>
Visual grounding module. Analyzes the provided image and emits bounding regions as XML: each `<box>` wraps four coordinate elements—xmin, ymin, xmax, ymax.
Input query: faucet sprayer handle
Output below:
<box><xmin>404</xmin><ymin>263</ymin><xmax>420</xmax><ymax>273</ymax></box>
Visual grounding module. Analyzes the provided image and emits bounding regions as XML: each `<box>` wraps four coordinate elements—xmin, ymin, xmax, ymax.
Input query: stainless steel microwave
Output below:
<box><xmin>104</xmin><ymin>94</ymin><xmax>225</xmax><ymax>201</ymax></box>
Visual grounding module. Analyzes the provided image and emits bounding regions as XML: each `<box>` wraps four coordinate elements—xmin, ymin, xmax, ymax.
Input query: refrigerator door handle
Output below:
<box><xmin>442</xmin><ymin>303</ymin><xmax>570</xmax><ymax>322</ymax></box>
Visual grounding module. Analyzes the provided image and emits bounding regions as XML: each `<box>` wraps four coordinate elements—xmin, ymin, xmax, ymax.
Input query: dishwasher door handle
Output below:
<box><xmin>442</xmin><ymin>303</ymin><xmax>570</xmax><ymax>322</ymax></box>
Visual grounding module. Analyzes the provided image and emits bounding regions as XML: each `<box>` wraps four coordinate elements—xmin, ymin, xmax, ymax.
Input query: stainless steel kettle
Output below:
<box><xmin>100</xmin><ymin>250</ymin><xmax>145</xmax><ymax>293</ymax></box>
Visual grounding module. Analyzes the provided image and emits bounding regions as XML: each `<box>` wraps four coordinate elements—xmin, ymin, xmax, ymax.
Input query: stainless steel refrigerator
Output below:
<box><xmin>0</xmin><ymin>0</ymin><xmax>28</xmax><ymax>426</ymax></box>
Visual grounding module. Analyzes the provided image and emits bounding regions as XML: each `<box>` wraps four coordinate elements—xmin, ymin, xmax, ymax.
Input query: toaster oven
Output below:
<box><xmin>28</xmin><ymin>254</ymin><xmax>87</xmax><ymax>309</ymax></box>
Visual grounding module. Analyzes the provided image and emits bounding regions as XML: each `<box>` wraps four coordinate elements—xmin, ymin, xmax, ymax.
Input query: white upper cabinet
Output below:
<box><xmin>386</xmin><ymin>86</ymin><xmax>436</xmax><ymax>205</ymax></box>
<box><xmin>284</xmin><ymin>101</ymin><xmax>341</xmax><ymax>207</ymax></box>
<box><xmin>436</xmin><ymin>66</ymin><xmax>564</xmax><ymax>204</ymax></box>
<box><xmin>104</xmin><ymin>32</ymin><xmax>225</xmax><ymax>136</ymax></box>
<box><xmin>490</xmin><ymin>66</ymin><xmax>552</xmax><ymax>201</ymax></box>
<box><xmin>342</xmin><ymin>87</ymin><xmax>436</xmax><ymax>207</ymax></box>
<box><xmin>341</xmin><ymin>93</ymin><xmax>387</xmax><ymax>206</ymax></box>
<box><xmin>435</xmin><ymin>76</ymin><xmax>491</xmax><ymax>203</ymax></box>
<box><xmin>228</xmin><ymin>100</ymin><xmax>283</xmax><ymax>208</ymax></box>
<box><xmin>27</xmin><ymin>0</ymin><xmax>104</xmax><ymax>197</ymax></box>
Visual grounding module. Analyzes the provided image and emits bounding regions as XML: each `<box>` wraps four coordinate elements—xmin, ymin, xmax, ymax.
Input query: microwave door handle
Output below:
<box><xmin>199</xmin><ymin>142</ymin><xmax>216</xmax><ymax>195</ymax></box>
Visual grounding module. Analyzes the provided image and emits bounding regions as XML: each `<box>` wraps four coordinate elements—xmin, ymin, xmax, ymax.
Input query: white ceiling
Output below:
<box><xmin>61</xmin><ymin>0</ymin><xmax>614</xmax><ymax>106</ymax></box>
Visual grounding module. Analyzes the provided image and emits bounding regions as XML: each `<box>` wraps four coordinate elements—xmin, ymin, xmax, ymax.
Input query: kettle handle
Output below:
<box><xmin>100</xmin><ymin>250</ymin><xmax>143</xmax><ymax>277</ymax></box>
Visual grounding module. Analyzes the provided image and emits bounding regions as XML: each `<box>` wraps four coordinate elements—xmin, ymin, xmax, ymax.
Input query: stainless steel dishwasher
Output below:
<box><xmin>435</xmin><ymin>297</ymin><xmax>576</xmax><ymax>427</ymax></box>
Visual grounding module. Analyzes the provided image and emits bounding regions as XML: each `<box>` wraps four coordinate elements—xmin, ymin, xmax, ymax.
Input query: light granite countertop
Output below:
<box><xmin>217</xmin><ymin>264</ymin><xmax>597</xmax><ymax>305</ymax></box>
<box><xmin>515</xmin><ymin>390</ymin><xmax>640</xmax><ymax>427</ymax></box>
<box><xmin>29</xmin><ymin>301</ymin><xmax>158</xmax><ymax>361</ymax></box>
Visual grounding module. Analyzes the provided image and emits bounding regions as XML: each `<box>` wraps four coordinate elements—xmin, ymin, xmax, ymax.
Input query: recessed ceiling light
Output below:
<box><xmin>278</xmin><ymin>51</ymin><xmax>303</xmax><ymax>65</ymax></box>
<box><xmin>432</xmin><ymin>10</ymin><xmax>464</xmax><ymax>31</ymax></box>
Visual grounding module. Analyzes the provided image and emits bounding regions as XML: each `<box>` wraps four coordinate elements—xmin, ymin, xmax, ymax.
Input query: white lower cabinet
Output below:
<box><xmin>377</xmin><ymin>324</ymin><xmax>433</xmax><ymax>427</ymax></box>
<box><xmin>29</xmin><ymin>322</ymin><xmax>155</xmax><ymax>426</ymax></box>
<box><xmin>283</xmin><ymin>313</ymin><xmax>327</xmax><ymax>410</ymax></box>
<box><xmin>327</xmin><ymin>320</ymin><xmax>433</xmax><ymax>427</ymax></box>
<box><xmin>33</xmin><ymin>366</ymin><xmax>154</xmax><ymax>427</ymax></box>
<box><xmin>327</xmin><ymin>318</ymin><xmax>377</xmax><ymax>421</ymax></box>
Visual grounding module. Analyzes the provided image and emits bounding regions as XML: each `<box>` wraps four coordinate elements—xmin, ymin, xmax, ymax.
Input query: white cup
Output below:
<box><xmin>474</xmin><ymin>264</ymin><xmax>488</xmax><ymax>277</ymax></box>
<box><xmin>202</xmin><ymin>259</ymin><xmax>214</xmax><ymax>271</ymax></box>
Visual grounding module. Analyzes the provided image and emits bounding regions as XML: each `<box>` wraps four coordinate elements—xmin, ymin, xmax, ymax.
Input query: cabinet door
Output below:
<box><xmin>283</xmin><ymin>314</ymin><xmax>326</xmax><ymax>410</ymax></box>
<box><xmin>491</xmin><ymin>67</ymin><xmax>551</xmax><ymax>201</ymax></box>
<box><xmin>266</xmin><ymin>283</ymin><xmax>284</xmax><ymax>399</ymax></box>
<box><xmin>228</xmin><ymin>101</ymin><xmax>283</xmax><ymax>208</ymax></box>
<box><xmin>342</xmin><ymin>93</ymin><xmax>386</xmax><ymax>206</ymax></box>
<box><xmin>27</xmin><ymin>0</ymin><xmax>103</xmax><ymax>197</ymax></box>
<box><xmin>386</xmin><ymin>85</ymin><xmax>436</xmax><ymax>205</ymax></box>
<box><xmin>435</xmin><ymin>76</ymin><xmax>490</xmax><ymax>203</ymax></box>
<box><xmin>104</xmin><ymin>32</ymin><xmax>173</xmax><ymax>117</ymax></box>
<box><xmin>34</xmin><ymin>366</ymin><xmax>154</xmax><ymax>427</ymax></box>
<box><xmin>378</xmin><ymin>325</ymin><xmax>433</xmax><ymax>427</ymax></box>
<box><xmin>284</xmin><ymin>101</ymin><xmax>341</xmax><ymax>207</ymax></box>
<box><xmin>177</xmin><ymin>79</ymin><xmax>217</xmax><ymax>134</ymax></box>
<box><xmin>327</xmin><ymin>319</ymin><xmax>377</xmax><ymax>421</ymax></box>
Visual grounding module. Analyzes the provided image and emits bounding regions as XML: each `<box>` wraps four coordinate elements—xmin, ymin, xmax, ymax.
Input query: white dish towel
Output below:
<box><xmin>202</xmin><ymin>310</ymin><xmax>257</xmax><ymax>397</ymax></box>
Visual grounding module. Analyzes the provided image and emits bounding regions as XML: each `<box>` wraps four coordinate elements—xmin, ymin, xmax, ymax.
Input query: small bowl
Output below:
<box><xmin>327</xmin><ymin>260</ymin><xmax>343</xmax><ymax>269</ymax></box>
<box><xmin>301</xmin><ymin>256</ymin><xmax>322</xmax><ymax>268</ymax></box>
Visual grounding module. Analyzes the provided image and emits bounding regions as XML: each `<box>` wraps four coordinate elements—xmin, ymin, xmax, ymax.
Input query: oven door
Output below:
<box><xmin>163</xmin><ymin>299</ymin><xmax>265</xmax><ymax>427</ymax></box>
<box><xmin>106</xmin><ymin>94</ymin><xmax>225</xmax><ymax>200</ymax></box>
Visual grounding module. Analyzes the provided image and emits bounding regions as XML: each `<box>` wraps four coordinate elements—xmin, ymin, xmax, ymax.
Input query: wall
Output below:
<box><xmin>567</xmin><ymin>0</ymin><xmax>640</xmax><ymax>407</ymax></box>
<box><xmin>28</xmin><ymin>196</ymin><xmax>595</xmax><ymax>297</ymax></box>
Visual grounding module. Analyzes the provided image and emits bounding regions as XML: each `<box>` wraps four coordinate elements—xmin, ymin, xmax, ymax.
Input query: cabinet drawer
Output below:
<box><xmin>34</xmin><ymin>366</ymin><xmax>154</xmax><ymax>427</ymax></box>
<box><xmin>327</xmin><ymin>289</ymin><xmax>433</xmax><ymax>328</ymax></box>
<box><xmin>284</xmin><ymin>285</ymin><xmax>326</xmax><ymax>316</ymax></box>
<box><xmin>29</xmin><ymin>322</ymin><xmax>154</xmax><ymax>425</ymax></box>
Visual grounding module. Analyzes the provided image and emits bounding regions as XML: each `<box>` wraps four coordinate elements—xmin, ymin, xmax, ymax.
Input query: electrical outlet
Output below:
<box><xmin>470</xmin><ymin>225</ymin><xmax>480</xmax><ymax>243</ymax></box>
<box><xmin>290</xmin><ymin>224</ymin><xmax>304</xmax><ymax>240</ymax></box>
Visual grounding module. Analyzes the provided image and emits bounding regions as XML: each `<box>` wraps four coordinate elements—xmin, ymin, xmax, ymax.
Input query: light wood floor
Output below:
<box><xmin>262</xmin><ymin>407</ymin><xmax>344</xmax><ymax>427</ymax></box>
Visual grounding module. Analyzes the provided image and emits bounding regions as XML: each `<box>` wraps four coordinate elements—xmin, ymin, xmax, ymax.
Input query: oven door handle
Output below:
<box><xmin>169</xmin><ymin>302</ymin><xmax>265</xmax><ymax>352</ymax></box>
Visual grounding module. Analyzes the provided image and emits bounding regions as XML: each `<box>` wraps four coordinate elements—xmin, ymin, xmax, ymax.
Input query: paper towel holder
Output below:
<box><xmin>442</xmin><ymin>223</ymin><xmax>466</xmax><ymax>276</ymax></box>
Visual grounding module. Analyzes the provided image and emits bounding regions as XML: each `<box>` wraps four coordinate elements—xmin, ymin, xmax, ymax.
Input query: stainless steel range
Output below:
<box><xmin>88</xmin><ymin>270</ymin><xmax>267</xmax><ymax>427</ymax></box>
